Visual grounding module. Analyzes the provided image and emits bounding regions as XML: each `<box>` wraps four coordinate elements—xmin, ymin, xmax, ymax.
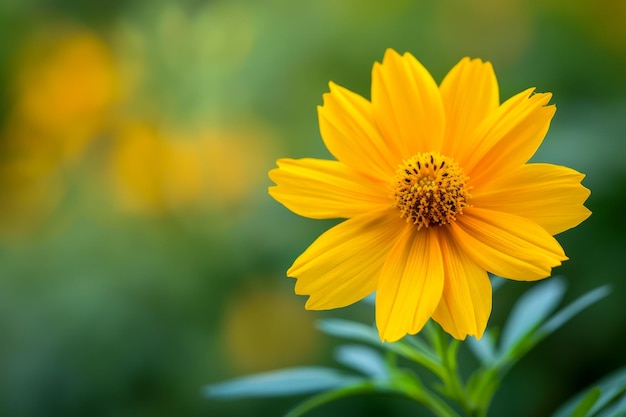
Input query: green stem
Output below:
<box><xmin>384</xmin><ymin>337</ymin><xmax>459</xmax><ymax>417</ymax></box>
<box><xmin>402</xmin><ymin>382</ymin><xmax>463</xmax><ymax>417</ymax></box>
<box><xmin>469</xmin><ymin>368</ymin><xmax>502</xmax><ymax>416</ymax></box>
<box><xmin>437</xmin><ymin>329</ymin><xmax>470</xmax><ymax>409</ymax></box>
<box><xmin>430</xmin><ymin>323</ymin><xmax>490</xmax><ymax>417</ymax></box>
<box><xmin>419</xmin><ymin>389</ymin><xmax>463</xmax><ymax>417</ymax></box>
<box><xmin>393</xmin><ymin>339</ymin><xmax>447</xmax><ymax>380</ymax></box>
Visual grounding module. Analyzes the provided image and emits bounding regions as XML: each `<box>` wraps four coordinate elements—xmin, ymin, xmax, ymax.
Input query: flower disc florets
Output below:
<box><xmin>393</xmin><ymin>152</ymin><xmax>471</xmax><ymax>229</ymax></box>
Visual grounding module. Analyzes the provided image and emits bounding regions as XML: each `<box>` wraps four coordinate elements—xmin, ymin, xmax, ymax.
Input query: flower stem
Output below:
<box><xmin>429</xmin><ymin>323</ymin><xmax>488</xmax><ymax>417</ymax></box>
<box><xmin>402</xmin><ymin>382</ymin><xmax>462</xmax><ymax>417</ymax></box>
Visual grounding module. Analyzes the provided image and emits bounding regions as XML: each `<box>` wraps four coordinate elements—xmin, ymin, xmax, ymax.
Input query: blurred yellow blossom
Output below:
<box><xmin>109</xmin><ymin>122</ymin><xmax>204</xmax><ymax>215</ymax></box>
<box><xmin>220</xmin><ymin>285</ymin><xmax>321</xmax><ymax>374</ymax></box>
<box><xmin>202</xmin><ymin>128</ymin><xmax>274</xmax><ymax>209</ymax></box>
<box><xmin>109</xmin><ymin>121</ymin><xmax>274</xmax><ymax>216</ymax></box>
<box><xmin>0</xmin><ymin>27</ymin><xmax>119</xmax><ymax>238</ymax></box>
<box><xmin>6</xmin><ymin>26</ymin><xmax>119</xmax><ymax>162</ymax></box>
<box><xmin>434</xmin><ymin>0</ymin><xmax>531</xmax><ymax>64</ymax></box>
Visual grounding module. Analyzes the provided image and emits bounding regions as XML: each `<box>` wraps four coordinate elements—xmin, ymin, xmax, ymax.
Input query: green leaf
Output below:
<box><xmin>499</xmin><ymin>277</ymin><xmax>566</xmax><ymax>356</ymax></box>
<box><xmin>490</xmin><ymin>275</ymin><xmax>507</xmax><ymax>292</ymax></box>
<box><xmin>204</xmin><ymin>367</ymin><xmax>363</xmax><ymax>398</ymax></box>
<box><xmin>318</xmin><ymin>319</ymin><xmax>444</xmax><ymax>378</ymax></box>
<box><xmin>362</xmin><ymin>293</ymin><xmax>376</xmax><ymax>305</ymax></box>
<box><xmin>334</xmin><ymin>345</ymin><xmax>389</xmax><ymax>380</ymax></box>
<box><xmin>571</xmin><ymin>388</ymin><xmax>601</xmax><ymax>417</ymax></box>
<box><xmin>317</xmin><ymin>318</ymin><xmax>381</xmax><ymax>345</ymax></box>
<box><xmin>594</xmin><ymin>392</ymin><xmax>626</xmax><ymax>417</ymax></box>
<box><xmin>552</xmin><ymin>366</ymin><xmax>626</xmax><ymax>417</ymax></box>
<box><xmin>284</xmin><ymin>381</ymin><xmax>382</xmax><ymax>417</ymax></box>
<box><xmin>404</xmin><ymin>333</ymin><xmax>438</xmax><ymax>358</ymax></box>
<box><xmin>537</xmin><ymin>285</ymin><xmax>611</xmax><ymax>338</ymax></box>
<box><xmin>465</xmin><ymin>367</ymin><xmax>502</xmax><ymax>411</ymax></box>
<box><xmin>467</xmin><ymin>331</ymin><xmax>497</xmax><ymax>366</ymax></box>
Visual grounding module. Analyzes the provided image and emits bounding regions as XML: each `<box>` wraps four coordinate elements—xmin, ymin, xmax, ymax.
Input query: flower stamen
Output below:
<box><xmin>392</xmin><ymin>152</ymin><xmax>471</xmax><ymax>229</ymax></box>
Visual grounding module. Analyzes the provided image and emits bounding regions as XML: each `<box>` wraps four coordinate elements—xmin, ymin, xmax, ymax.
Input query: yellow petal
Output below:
<box><xmin>439</xmin><ymin>57</ymin><xmax>500</xmax><ymax>166</ymax></box>
<box><xmin>451</xmin><ymin>208</ymin><xmax>567</xmax><ymax>281</ymax></box>
<box><xmin>463</xmin><ymin>88</ymin><xmax>556</xmax><ymax>186</ymax></box>
<box><xmin>268</xmin><ymin>158</ymin><xmax>390</xmax><ymax>219</ymax></box>
<box><xmin>431</xmin><ymin>229</ymin><xmax>492</xmax><ymax>340</ymax></box>
<box><xmin>318</xmin><ymin>82</ymin><xmax>400</xmax><ymax>181</ymax></box>
<box><xmin>371</xmin><ymin>49</ymin><xmax>445</xmax><ymax>157</ymax></box>
<box><xmin>472</xmin><ymin>163</ymin><xmax>591</xmax><ymax>235</ymax></box>
<box><xmin>376</xmin><ymin>227</ymin><xmax>444</xmax><ymax>342</ymax></box>
<box><xmin>288</xmin><ymin>210</ymin><xmax>404</xmax><ymax>310</ymax></box>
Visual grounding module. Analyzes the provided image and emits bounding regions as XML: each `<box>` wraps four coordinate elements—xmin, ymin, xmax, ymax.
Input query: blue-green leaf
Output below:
<box><xmin>284</xmin><ymin>381</ymin><xmax>381</xmax><ymax>417</ymax></box>
<box><xmin>570</xmin><ymin>388</ymin><xmax>601</xmax><ymax>417</ymax></box>
<box><xmin>552</xmin><ymin>366</ymin><xmax>626</xmax><ymax>417</ymax></box>
<box><xmin>362</xmin><ymin>293</ymin><xmax>376</xmax><ymax>305</ymax></box>
<box><xmin>465</xmin><ymin>367</ymin><xmax>501</xmax><ymax>410</ymax></box>
<box><xmin>404</xmin><ymin>333</ymin><xmax>437</xmax><ymax>357</ymax></box>
<box><xmin>317</xmin><ymin>318</ymin><xmax>382</xmax><ymax>345</ymax></box>
<box><xmin>593</xmin><ymin>391</ymin><xmax>626</xmax><ymax>417</ymax></box>
<box><xmin>499</xmin><ymin>277</ymin><xmax>566</xmax><ymax>356</ymax></box>
<box><xmin>204</xmin><ymin>367</ymin><xmax>363</xmax><ymax>398</ymax></box>
<box><xmin>490</xmin><ymin>275</ymin><xmax>507</xmax><ymax>292</ymax></box>
<box><xmin>318</xmin><ymin>319</ymin><xmax>444</xmax><ymax>377</ymax></box>
<box><xmin>467</xmin><ymin>331</ymin><xmax>497</xmax><ymax>366</ymax></box>
<box><xmin>538</xmin><ymin>285</ymin><xmax>610</xmax><ymax>338</ymax></box>
<box><xmin>334</xmin><ymin>345</ymin><xmax>388</xmax><ymax>380</ymax></box>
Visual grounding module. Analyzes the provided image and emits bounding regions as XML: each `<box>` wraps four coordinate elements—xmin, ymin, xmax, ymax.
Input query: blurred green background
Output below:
<box><xmin>0</xmin><ymin>0</ymin><xmax>624</xmax><ymax>416</ymax></box>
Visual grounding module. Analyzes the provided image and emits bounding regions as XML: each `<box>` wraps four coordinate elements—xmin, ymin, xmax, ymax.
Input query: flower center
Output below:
<box><xmin>392</xmin><ymin>152</ymin><xmax>471</xmax><ymax>229</ymax></box>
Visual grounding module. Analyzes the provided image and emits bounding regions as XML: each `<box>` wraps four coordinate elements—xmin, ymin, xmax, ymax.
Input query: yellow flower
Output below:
<box><xmin>268</xmin><ymin>49</ymin><xmax>591</xmax><ymax>343</ymax></box>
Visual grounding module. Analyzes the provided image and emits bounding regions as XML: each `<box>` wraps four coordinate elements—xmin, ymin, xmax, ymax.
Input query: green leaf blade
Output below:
<box><xmin>499</xmin><ymin>277</ymin><xmax>567</xmax><ymax>357</ymax></box>
<box><xmin>538</xmin><ymin>285</ymin><xmax>610</xmax><ymax>338</ymax></box>
<box><xmin>490</xmin><ymin>275</ymin><xmax>507</xmax><ymax>292</ymax></box>
<box><xmin>284</xmin><ymin>382</ymin><xmax>381</xmax><ymax>417</ymax></box>
<box><xmin>467</xmin><ymin>331</ymin><xmax>497</xmax><ymax>366</ymax></box>
<box><xmin>204</xmin><ymin>367</ymin><xmax>363</xmax><ymax>398</ymax></box>
<box><xmin>594</xmin><ymin>392</ymin><xmax>626</xmax><ymax>417</ymax></box>
<box><xmin>571</xmin><ymin>387</ymin><xmax>601</xmax><ymax>417</ymax></box>
<box><xmin>317</xmin><ymin>318</ymin><xmax>444</xmax><ymax>377</ymax></box>
<box><xmin>552</xmin><ymin>366</ymin><xmax>626</xmax><ymax>417</ymax></box>
<box><xmin>334</xmin><ymin>344</ymin><xmax>389</xmax><ymax>380</ymax></box>
<box><xmin>317</xmin><ymin>318</ymin><xmax>382</xmax><ymax>345</ymax></box>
